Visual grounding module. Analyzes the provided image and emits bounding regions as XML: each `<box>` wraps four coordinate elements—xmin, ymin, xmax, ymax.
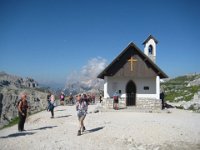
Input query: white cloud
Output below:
<box><xmin>65</xmin><ymin>57</ymin><xmax>107</xmax><ymax>93</ymax></box>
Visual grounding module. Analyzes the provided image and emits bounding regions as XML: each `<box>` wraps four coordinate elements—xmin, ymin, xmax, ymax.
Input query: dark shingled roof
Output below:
<box><xmin>143</xmin><ymin>35</ymin><xmax>158</xmax><ymax>45</ymax></box>
<box><xmin>97</xmin><ymin>42</ymin><xmax>168</xmax><ymax>79</ymax></box>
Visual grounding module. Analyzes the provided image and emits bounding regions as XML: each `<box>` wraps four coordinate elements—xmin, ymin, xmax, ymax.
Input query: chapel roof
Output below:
<box><xmin>97</xmin><ymin>42</ymin><xmax>168</xmax><ymax>79</ymax></box>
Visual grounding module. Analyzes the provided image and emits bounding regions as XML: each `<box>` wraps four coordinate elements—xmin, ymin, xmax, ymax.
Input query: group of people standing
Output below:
<box><xmin>17</xmin><ymin>92</ymin><xmax>89</xmax><ymax>136</ymax></box>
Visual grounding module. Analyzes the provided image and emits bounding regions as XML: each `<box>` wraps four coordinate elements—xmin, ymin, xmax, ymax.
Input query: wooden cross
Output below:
<box><xmin>128</xmin><ymin>56</ymin><xmax>137</xmax><ymax>71</ymax></box>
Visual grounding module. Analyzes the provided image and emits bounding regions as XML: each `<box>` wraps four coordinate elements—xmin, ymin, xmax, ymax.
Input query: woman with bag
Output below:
<box><xmin>49</xmin><ymin>94</ymin><xmax>55</xmax><ymax>118</ymax></box>
<box><xmin>76</xmin><ymin>94</ymin><xmax>88</xmax><ymax>136</ymax></box>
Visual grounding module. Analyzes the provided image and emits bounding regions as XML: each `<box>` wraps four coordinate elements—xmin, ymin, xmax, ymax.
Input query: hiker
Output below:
<box><xmin>83</xmin><ymin>94</ymin><xmax>90</xmax><ymax>105</ymax></box>
<box><xmin>49</xmin><ymin>94</ymin><xmax>55</xmax><ymax>118</ymax></box>
<box><xmin>69</xmin><ymin>93</ymin><xmax>74</xmax><ymax>104</ymax></box>
<box><xmin>18</xmin><ymin>93</ymin><xmax>29</xmax><ymax>132</ymax></box>
<box><xmin>76</xmin><ymin>94</ymin><xmax>88</xmax><ymax>136</ymax></box>
<box><xmin>60</xmin><ymin>92</ymin><xmax>65</xmax><ymax>105</ymax></box>
<box><xmin>113</xmin><ymin>91</ymin><xmax>119</xmax><ymax>110</ymax></box>
<box><xmin>75</xmin><ymin>95</ymin><xmax>79</xmax><ymax>102</ymax></box>
<box><xmin>91</xmin><ymin>94</ymin><xmax>95</xmax><ymax>104</ymax></box>
<box><xmin>87</xmin><ymin>94</ymin><xmax>92</xmax><ymax>104</ymax></box>
<box><xmin>160</xmin><ymin>91</ymin><xmax>165</xmax><ymax>109</ymax></box>
<box><xmin>47</xmin><ymin>92</ymin><xmax>51</xmax><ymax>111</ymax></box>
<box><xmin>99</xmin><ymin>95</ymin><xmax>102</xmax><ymax>103</ymax></box>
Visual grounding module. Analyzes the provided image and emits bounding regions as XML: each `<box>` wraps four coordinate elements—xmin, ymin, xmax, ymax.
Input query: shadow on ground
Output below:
<box><xmin>28</xmin><ymin>125</ymin><xmax>58</xmax><ymax>131</ymax></box>
<box><xmin>55</xmin><ymin>109</ymin><xmax>67</xmax><ymax>112</ymax></box>
<box><xmin>0</xmin><ymin>132</ymin><xmax>35</xmax><ymax>139</ymax></box>
<box><xmin>83</xmin><ymin>126</ymin><xmax>104</xmax><ymax>135</ymax></box>
<box><xmin>56</xmin><ymin>115</ymin><xmax>72</xmax><ymax>119</ymax></box>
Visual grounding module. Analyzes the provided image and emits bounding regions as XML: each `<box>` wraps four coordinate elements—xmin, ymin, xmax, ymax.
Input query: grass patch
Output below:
<box><xmin>0</xmin><ymin>117</ymin><xmax>19</xmax><ymax>130</ymax></box>
<box><xmin>0</xmin><ymin>108</ymin><xmax>46</xmax><ymax>130</ymax></box>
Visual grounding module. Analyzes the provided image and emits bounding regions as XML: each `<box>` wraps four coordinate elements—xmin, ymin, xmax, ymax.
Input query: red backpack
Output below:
<box><xmin>113</xmin><ymin>96</ymin><xmax>118</xmax><ymax>101</ymax></box>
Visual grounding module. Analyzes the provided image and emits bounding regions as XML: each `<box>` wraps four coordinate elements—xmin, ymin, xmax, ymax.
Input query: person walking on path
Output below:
<box><xmin>113</xmin><ymin>91</ymin><xmax>119</xmax><ymax>110</ymax></box>
<box><xmin>160</xmin><ymin>91</ymin><xmax>165</xmax><ymax>110</ymax></box>
<box><xmin>49</xmin><ymin>94</ymin><xmax>55</xmax><ymax>118</ymax></box>
<box><xmin>47</xmin><ymin>92</ymin><xmax>51</xmax><ymax>111</ymax></box>
<box><xmin>18</xmin><ymin>93</ymin><xmax>29</xmax><ymax>132</ymax></box>
<box><xmin>76</xmin><ymin>94</ymin><xmax>88</xmax><ymax>136</ymax></box>
<box><xmin>69</xmin><ymin>93</ymin><xmax>74</xmax><ymax>105</ymax></box>
<box><xmin>60</xmin><ymin>92</ymin><xmax>65</xmax><ymax>105</ymax></box>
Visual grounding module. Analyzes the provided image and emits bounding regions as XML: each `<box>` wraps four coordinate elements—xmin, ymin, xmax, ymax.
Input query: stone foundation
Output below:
<box><xmin>102</xmin><ymin>98</ymin><xmax>126</xmax><ymax>109</ymax></box>
<box><xmin>136</xmin><ymin>98</ymin><xmax>162</xmax><ymax>110</ymax></box>
<box><xmin>102</xmin><ymin>97</ymin><xmax>162</xmax><ymax>110</ymax></box>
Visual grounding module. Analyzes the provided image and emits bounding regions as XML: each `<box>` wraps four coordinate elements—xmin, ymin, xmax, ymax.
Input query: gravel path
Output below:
<box><xmin>0</xmin><ymin>104</ymin><xmax>200</xmax><ymax>150</ymax></box>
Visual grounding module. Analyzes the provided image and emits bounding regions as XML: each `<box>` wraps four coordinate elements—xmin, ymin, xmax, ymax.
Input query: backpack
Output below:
<box><xmin>16</xmin><ymin>99</ymin><xmax>22</xmax><ymax>108</ymax></box>
<box><xmin>113</xmin><ymin>96</ymin><xmax>118</xmax><ymax>101</ymax></box>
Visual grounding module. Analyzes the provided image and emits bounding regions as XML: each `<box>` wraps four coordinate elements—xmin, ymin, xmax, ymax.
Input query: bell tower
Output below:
<box><xmin>143</xmin><ymin>35</ymin><xmax>158</xmax><ymax>63</ymax></box>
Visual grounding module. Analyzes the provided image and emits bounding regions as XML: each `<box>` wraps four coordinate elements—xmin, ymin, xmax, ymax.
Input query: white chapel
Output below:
<box><xmin>97</xmin><ymin>35</ymin><xmax>168</xmax><ymax>109</ymax></box>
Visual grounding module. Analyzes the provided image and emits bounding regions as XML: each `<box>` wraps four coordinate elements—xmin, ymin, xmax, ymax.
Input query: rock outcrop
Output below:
<box><xmin>181</xmin><ymin>92</ymin><xmax>200</xmax><ymax>112</ymax></box>
<box><xmin>0</xmin><ymin>72</ymin><xmax>48</xmax><ymax>128</ymax></box>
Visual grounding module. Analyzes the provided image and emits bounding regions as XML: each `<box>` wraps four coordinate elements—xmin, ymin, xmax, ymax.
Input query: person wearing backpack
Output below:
<box><xmin>49</xmin><ymin>94</ymin><xmax>55</xmax><ymax>118</ymax></box>
<box><xmin>76</xmin><ymin>94</ymin><xmax>88</xmax><ymax>136</ymax></box>
<box><xmin>18</xmin><ymin>93</ymin><xmax>29</xmax><ymax>132</ymax></box>
<box><xmin>113</xmin><ymin>91</ymin><xmax>119</xmax><ymax>110</ymax></box>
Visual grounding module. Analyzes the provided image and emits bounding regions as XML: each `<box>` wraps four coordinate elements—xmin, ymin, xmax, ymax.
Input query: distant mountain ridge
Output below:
<box><xmin>0</xmin><ymin>71</ymin><xmax>38</xmax><ymax>89</ymax></box>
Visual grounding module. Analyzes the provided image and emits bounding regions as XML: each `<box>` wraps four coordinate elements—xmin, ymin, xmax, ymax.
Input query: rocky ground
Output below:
<box><xmin>0</xmin><ymin>104</ymin><xmax>200</xmax><ymax>150</ymax></box>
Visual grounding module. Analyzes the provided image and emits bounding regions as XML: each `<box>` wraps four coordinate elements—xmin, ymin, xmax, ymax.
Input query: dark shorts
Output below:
<box><xmin>114</xmin><ymin>100</ymin><xmax>118</xmax><ymax>103</ymax></box>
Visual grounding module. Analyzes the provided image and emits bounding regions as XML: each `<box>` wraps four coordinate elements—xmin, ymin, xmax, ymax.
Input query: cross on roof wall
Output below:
<box><xmin>128</xmin><ymin>56</ymin><xmax>137</xmax><ymax>71</ymax></box>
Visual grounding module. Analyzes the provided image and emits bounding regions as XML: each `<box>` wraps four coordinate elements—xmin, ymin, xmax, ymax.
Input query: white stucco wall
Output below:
<box><xmin>104</xmin><ymin>76</ymin><xmax>158</xmax><ymax>99</ymax></box>
<box><xmin>144</xmin><ymin>39</ymin><xmax>156</xmax><ymax>63</ymax></box>
<box><xmin>156</xmin><ymin>75</ymin><xmax>160</xmax><ymax>99</ymax></box>
<box><xmin>104</xmin><ymin>76</ymin><xmax>109</xmax><ymax>98</ymax></box>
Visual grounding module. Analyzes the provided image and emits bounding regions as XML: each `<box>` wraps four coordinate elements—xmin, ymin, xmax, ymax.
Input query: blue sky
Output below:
<box><xmin>0</xmin><ymin>0</ymin><xmax>200</xmax><ymax>86</ymax></box>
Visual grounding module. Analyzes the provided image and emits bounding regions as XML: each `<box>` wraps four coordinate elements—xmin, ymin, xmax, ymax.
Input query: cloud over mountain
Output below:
<box><xmin>65</xmin><ymin>57</ymin><xmax>107</xmax><ymax>94</ymax></box>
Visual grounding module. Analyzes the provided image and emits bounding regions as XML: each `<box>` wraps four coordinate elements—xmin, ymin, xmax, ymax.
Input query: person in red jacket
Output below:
<box><xmin>60</xmin><ymin>92</ymin><xmax>65</xmax><ymax>105</ymax></box>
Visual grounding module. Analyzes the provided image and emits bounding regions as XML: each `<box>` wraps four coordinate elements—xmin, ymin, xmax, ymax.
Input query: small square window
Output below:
<box><xmin>144</xmin><ymin>86</ymin><xmax>149</xmax><ymax>90</ymax></box>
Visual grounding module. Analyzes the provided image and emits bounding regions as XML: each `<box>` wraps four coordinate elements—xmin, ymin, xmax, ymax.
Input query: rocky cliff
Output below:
<box><xmin>0</xmin><ymin>72</ymin><xmax>48</xmax><ymax>128</ymax></box>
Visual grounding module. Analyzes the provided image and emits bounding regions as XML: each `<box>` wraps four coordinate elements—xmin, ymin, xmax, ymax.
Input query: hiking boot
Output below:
<box><xmin>82</xmin><ymin>126</ymin><xmax>86</xmax><ymax>132</ymax></box>
<box><xmin>77</xmin><ymin>130</ymin><xmax>81</xmax><ymax>136</ymax></box>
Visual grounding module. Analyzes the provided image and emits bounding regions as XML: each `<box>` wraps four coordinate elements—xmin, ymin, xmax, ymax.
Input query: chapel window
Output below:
<box><xmin>148</xmin><ymin>45</ymin><xmax>153</xmax><ymax>55</ymax></box>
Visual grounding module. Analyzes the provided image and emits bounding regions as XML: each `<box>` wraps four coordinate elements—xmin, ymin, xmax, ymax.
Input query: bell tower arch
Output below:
<box><xmin>143</xmin><ymin>35</ymin><xmax>158</xmax><ymax>63</ymax></box>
